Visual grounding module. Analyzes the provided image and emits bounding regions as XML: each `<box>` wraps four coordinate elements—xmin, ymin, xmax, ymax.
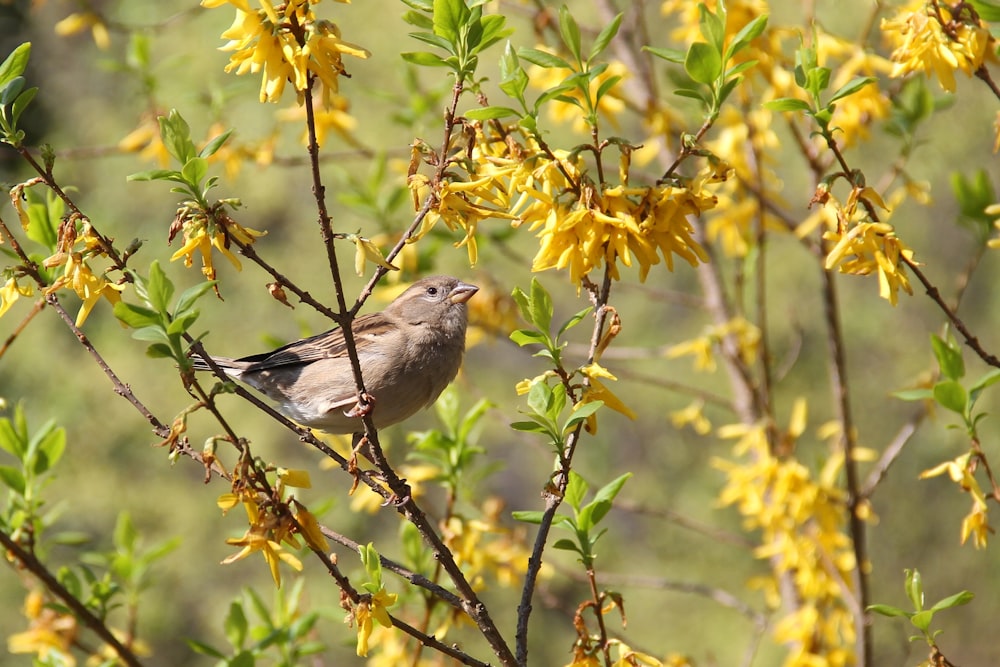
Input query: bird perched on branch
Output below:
<box><xmin>192</xmin><ymin>275</ymin><xmax>478</xmax><ymax>434</ymax></box>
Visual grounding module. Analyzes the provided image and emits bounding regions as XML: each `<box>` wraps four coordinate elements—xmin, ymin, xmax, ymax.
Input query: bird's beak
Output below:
<box><xmin>449</xmin><ymin>281</ymin><xmax>479</xmax><ymax>304</ymax></box>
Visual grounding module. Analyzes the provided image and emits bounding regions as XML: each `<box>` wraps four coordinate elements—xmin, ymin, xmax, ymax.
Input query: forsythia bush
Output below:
<box><xmin>1</xmin><ymin>1</ymin><xmax>999</xmax><ymax>666</ymax></box>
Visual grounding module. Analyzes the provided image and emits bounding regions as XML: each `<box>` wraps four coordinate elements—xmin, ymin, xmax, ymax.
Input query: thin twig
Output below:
<box><xmin>0</xmin><ymin>528</ymin><xmax>145</xmax><ymax>667</ymax></box>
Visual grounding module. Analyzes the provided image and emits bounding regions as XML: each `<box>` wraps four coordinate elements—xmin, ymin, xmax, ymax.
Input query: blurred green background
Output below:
<box><xmin>1</xmin><ymin>0</ymin><xmax>999</xmax><ymax>665</ymax></box>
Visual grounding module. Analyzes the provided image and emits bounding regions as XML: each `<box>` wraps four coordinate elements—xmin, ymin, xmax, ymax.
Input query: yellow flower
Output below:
<box><xmin>7</xmin><ymin>590</ymin><xmax>77</xmax><ymax>665</ymax></box>
<box><xmin>169</xmin><ymin>212</ymin><xmax>266</xmax><ymax>280</ymax></box>
<box><xmin>221</xmin><ymin>499</ymin><xmax>304</xmax><ymax>587</ymax></box>
<box><xmin>579</xmin><ymin>363</ymin><xmax>637</xmax><ymax>428</ymax></box>
<box><xmin>44</xmin><ymin>250</ymin><xmax>125</xmax><ymax>327</ymax></box>
<box><xmin>354</xmin><ymin>589</ymin><xmax>397</xmax><ymax>657</ymax></box>
<box><xmin>670</xmin><ymin>400</ymin><xmax>712</xmax><ymax>435</ymax></box>
<box><xmin>54</xmin><ymin>11</ymin><xmax>110</xmax><ymax>50</ymax></box>
<box><xmin>206</xmin><ymin>0</ymin><xmax>369</xmax><ymax>108</ymax></box>
<box><xmin>0</xmin><ymin>277</ymin><xmax>33</xmax><ymax>318</ymax></box>
<box><xmin>881</xmin><ymin>1</ymin><xmax>992</xmax><ymax>92</ymax></box>
<box><xmin>119</xmin><ymin>114</ymin><xmax>172</xmax><ymax>168</ymax></box>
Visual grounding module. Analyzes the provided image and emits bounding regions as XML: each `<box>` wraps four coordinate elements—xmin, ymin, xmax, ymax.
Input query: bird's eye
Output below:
<box><xmin>426</xmin><ymin>287</ymin><xmax>439</xmax><ymax>297</ymax></box>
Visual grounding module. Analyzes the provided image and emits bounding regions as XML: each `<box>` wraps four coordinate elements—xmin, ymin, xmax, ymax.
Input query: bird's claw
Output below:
<box><xmin>343</xmin><ymin>391</ymin><xmax>375</xmax><ymax>419</ymax></box>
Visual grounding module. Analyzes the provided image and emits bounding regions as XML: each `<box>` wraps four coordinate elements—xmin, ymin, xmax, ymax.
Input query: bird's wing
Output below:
<box><xmin>236</xmin><ymin>312</ymin><xmax>387</xmax><ymax>370</ymax></box>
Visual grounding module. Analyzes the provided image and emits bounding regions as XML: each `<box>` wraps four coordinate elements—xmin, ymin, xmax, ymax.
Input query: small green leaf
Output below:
<box><xmin>401</xmin><ymin>51</ymin><xmax>449</xmax><ymax>67</ymax></box>
<box><xmin>930</xmin><ymin>334</ymin><xmax>965</xmax><ymax>380</ymax></box>
<box><xmin>643</xmin><ymin>46</ymin><xmax>686</xmax><ymax>63</ymax></box>
<box><xmin>590</xmin><ymin>472</ymin><xmax>631</xmax><ymax>523</ymax></box>
<box><xmin>0</xmin><ymin>465</ymin><xmax>25</xmax><ymax>494</ymax></box>
<box><xmin>557</xmin><ymin>307</ymin><xmax>592</xmax><ymax>339</ymax></box>
<box><xmin>518</xmin><ymin>47</ymin><xmax>571</xmax><ymax>70</ymax></box>
<box><xmin>511</xmin><ymin>510</ymin><xmax>545</xmax><ymax>524</ymax></box>
<box><xmin>465</xmin><ymin>106</ymin><xmax>519</xmax><ymax>121</ymax></box>
<box><xmin>726</xmin><ymin>14</ymin><xmax>768</xmax><ymax>60</ymax></box>
<box><xmin>685</xmin><ymin>42</ymin><xmax>723</xmax><ymax>84</ymax></box>
<box><xmin>509</xmin><ymin>329</ymin><xmax>547</xmax><ymax>347</ymax></box>
<box><xmin>764</xmin><ymin>97</ymin><xmax>812</xmax><ymax>112</ymax></box>
<box><xmin>932</xmin><ymin>380</ymin><xmax>967</xmax><ymax>415</ymax></box>
<box><xmin>905</xmin><ymin>569</ymin><xmax>924</xmax><ymax>611</ymax></box>
<box><xmin>527</xmin><ymin>380</ymin><xmax>553</xmax><ymax>418</ymax></box>
<box><xmin>0</xmin><ymin>43</ymin><xmax>31</xmax><ymax>90</ymax></box>
<box><xmin>145</xmin><ymin>343</ymin><xmax>174</xmax><ymax>359</ymax></box>
<box><xmin>146</xmin><ymin>261</ymin><xmax>174</xmax><ymax>313</ymax></box>
<box><xmin>564</xmin><ymin>470</ymin><xmax>588</xmax><ymax>510</ymax></box>
<box><xmin>529</xmin><ymin>277</ymin><xmax>553</xmax><ymax>334</ymax></box>
<box><xmin>909</xmin><ymin>609</ymin><xmax>933</xmax><ymax>632</ymax></box>
<box><xmin>563</xmin><ymin>400</ymin><xmax>603</xmax><ymax>431</ymax></box>
<box><xmin>224</xmin><ymin>600</ymin><xmax>248</xmax><ymax>649</ymax></box>
<box><xmin>432</xmin><ymin>0</ymin><xmax>467</xmax><ymax>42</ymax></box>
<box><xmin>181</xmin><ymin>156</ymin><xmax>208</xmax><ymax>187</ymax></box>
<box><xmin>199</xmin><ymin>129</ymin><xmax>233</xmax><ymax>159</ymax></box>
<box><xmin>114</xmin><ymin>301</ymin><xmax>162</xmax><ymax>329</ymax></box>
<box><xmin>173</xmin><ymin>280</ymin><xmax>217</xmax><ymax>319</ymax></box>
<box><xmin>828</xmin><ymin>76</ymin><xmax>877</xmax><ymax>105</ymax></box>
<box><xmin>509</xmin><ymin>420</ymin><xmax>549</xmax><ymax>434</ymax></box>
<box><xmin>589</xmin><ymin>13</ymin><xmax>622</xmax><ymax>61</ymax></box>
<box><xmin>558</xmin><ymin>5</ymin><xmax>582</xmax><ymax>63</ymax></box>
<box><xmin>158</xmin><ymin>109</ymin><xmax>195</xmax><ymax>164</ymax></box>
<box><xmin>552</xmin><ymin>538</ymin><xmax>582</xmax><ymax>553</ymax></box>
<box><xmin>930</xmin><ymin>590</ymin><xmax>974</xmax><ymax>611</ymax></box>
<box><xmin>127</xmin><ymin>169</ymin><xmax>182</xmax><ymax>182</ymax></box>
<box><xmin>867</xmin><ymin>603</ymin><xmax>910</xmax><ymax>618</ymax></box>
<box><xmin>698</xmin><ymin>3</ymin><xmax>726</xmax><ymax>53</ymax></box>
<box><xmin>892</xmin><ymin>388</ymin><xmax>934</xmax><ymax>402</ymax></box>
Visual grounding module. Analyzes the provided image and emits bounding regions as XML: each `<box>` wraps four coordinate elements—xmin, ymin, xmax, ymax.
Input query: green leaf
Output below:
<box><xmin>146</xmin><ymin>261</ymin><xmax>174</xmax><ymax>313</ymax></box>
<box><xmin>564</xmin><ymin>470</ymin><xmax>588</xmax><ymax>510</ymax></box>
<box><xmin>932</xmin><ymin>380</ymin><xmax>967</xmax><ymax>415</ymax></box>
<box><xmin>409</xmin><ymin>31</ymin><xmax>455</xmax><ymax>52</ymax></box>
<box><xmin>726</xmin><ymin>14</ymin><xmax>768</xmax><ymax>60</ymax></box>
<box><xmin>529</xmin><ymin>277</ymin><xmax>553</xmax><ymax>334</ymax></box>
<box><xmin>432</xmin><ymin>0</ymin><xmax>467</xmax><ymax>42</ymax></box>
<box><xmin>590</xmin><ymin>472</ymin><xmax>632</xmax><ymax>523</ymax></box>
<box><xmin>685</xmin><ymin>42</ymin><xmax>723</xmax><ymax>85</ymax></box>
<box><xmin>867</xmin><ymin>603</ymin><xmax>910</xmax><ymax>618</ymax></box>
<box><xmin>969</xmin><ymin>369</ymin><xmax>1000</xmax><ymax>404</ymax></box>
<box><xmin>930</xmin><ymin>334</ymin><xmax>964</xmax><ymax>380</ymax></box>
<box><xmin>557</xmin><ymin>307</ymin><xmax>592</xmax><ymax>339</ymax></box>
<box><xmin>0</xmin><ymin>465</ymin><xmax>25</xmax><ymax>494</ymax></box>
<box><xmin>465</xmin><ymin>106</ymin><xmax>519</xmax><ymax>121</ymax></box>
<box><xmin>127</xmin><ymin>169</ymin><xmax>182</xmax><ymax>182</ymax></box>
<box><xmin>167</xmin><ymin>309</ymin><xmax>200</xmax><ymax>336</ymax></box>
<box><xmin>145</xmin><ymin>343</ymin><xmax>174</xmax><ymax>359</ymax></box>
<box><xmin>698</xmin><ymin>3</ymin><xmax>726</xmax><ymax>53</ymax></box>
<box><xmin>173</xmin><ymin>280</ymin><xmax>217</xmax><ymax>319</ymax></box>
<box><xmin>558</xmin><ymin>5</ymin><xmax>582</xmax><ymax>63</ymax></box>
<box><xmin>511</xmin><ymin>510</ymin><xmax>545</xmax><ymax>523</ymax></box>
<box><xmin>509</xmin><ymin>420</ymin><xmax>549</xmax><ymax>434</ymax></box>
<box><xmin>33</xmin><ymin>426</ymin><xmax>65</xmax><ymax>474</ymax></box>
<box><xmin>643</xmin><ymin>46</ymin><xmax>686</xmax><ymax>63</ymax></box>
<box><xmin>224</xmin><ymin>600</ymin><xmax>249</xmax><ymax>649</ymax></box>
<box><xmin>892</xmin><ymin>388</ymin><xmax>934</xmax><ymax>402</ymax></box>
<box><xmin>0</xmin><ymin>43</ymin><xmax>30</xmax><ymax>90</ymax></box>
<box><xmin>475</xmin><ymin>14</ymin><xmax>511</xmax><ymax>54</ymax></box>
<box><xmin>905</xmin><ymin>569</ymin><xmax>924</xmax><ymax>611</ymax></box>
<box><xmin>401</xmin><ymin>51</ymin><xmax>449</xmax><ymax>67</ymax></box>
<box><xmin>970</xmin><ymin>0</ymin><xmax>1000</xmax><ymax>22</ymax></box>
<box><xmin>181</xmin><ymin>156</ymin><xmax>208</xmax><ymax>188</ymax></box>
<box><xmin>589</xmin><ymin>13</ymin><xmax>622</xmax><ymax>61</ymax></box>
<box><xmin>114</xmin><ymin>301</ymin><xmax>161</xmax><ymax>329</ymax></box>
<box><xmin>518</xmin><ymin>47</ymin><xmax>571</xmax><ymax>70</ymax></box>
<box><xmin>828</xmin><ymin>76</ymin><xmax>877</xmax><ymax>105</ymax></box>
<box><xmin>132</xmin><ymin>326</ymin><xmax>171</xmax><ymax>345</ymax></box>
<box><xmin>552</xmin><ymin>538</ymin><xmax>582</xmax><ymax>553</ymax></box>
<box><xmin>527</xmin><ymin>380</ymin><xmax>553</xmax><ymax>418</ymax></box>
<box><xmin>10</xmin><ymin>87</ymin><xmax>37</xmax><ymax>127</ymax></box>
<box><xmin>186</xmin><ymin>639</ymin><xmax>226</xmax><ymax>659</ymax></box>
<box><xmin>158</xmin><ymin>109</ymin><xmax>195</xmax><ymax>164</ymax></box>
<box><xmin>199</xmin><ymin>129</ymin><xmax>233</xmax><ymax>159</ymax></box>
<box><xmin>764</xmin><ymin>97</ymin><xmax>812</xmax><ymax>112</ymax></box>
<box><xmin>563</xmin><ymin>400</ymin><xmax>603</xmax><ymax>431</ymax></box>
<box><xmin>909</xmin><ymin>609</ymin><xmax>933</xmax><ymax>632</ymax></box>
<box><xmin>509</xmin><ymin>329</ymin><xmax>547</xmax><ymax>347</ymax></box>
<box><xmin>930</xmin><ymin>590</ymin><xmax>974</xmax><ymax>611</ymax></box>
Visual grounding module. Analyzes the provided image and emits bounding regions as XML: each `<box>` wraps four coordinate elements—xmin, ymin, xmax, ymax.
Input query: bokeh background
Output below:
<box><xmin>1</xmin><ymin>0</ymin><xmax>999</xmax><ymax>665</ymax></box>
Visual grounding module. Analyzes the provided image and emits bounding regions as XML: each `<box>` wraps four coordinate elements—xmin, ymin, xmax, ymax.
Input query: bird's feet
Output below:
<box><xmin>343</xmin><ymin>391</ymin><xmax>375</xmax><ymax>419</ymax></box>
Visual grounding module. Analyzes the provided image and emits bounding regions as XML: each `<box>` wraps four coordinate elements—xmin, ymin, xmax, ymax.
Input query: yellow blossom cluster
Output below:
<box><xmin>7</xmin><ymin>590</ymin><xmax>76</xmax><ymax>665</ymax></box>
<box><xmin>920</xmin><ymin>452</ymin><xmax>992</xmax><ymax>548</ymax></box>
<box><xmin>203</xmin><ymin>0</ymin><xmax>370</xmax><ymax>109</ymax></box>
<box><xmin>714</xmin><ymin>401</ymin><xmax>859</xmax><ymax>666</ymax></box>
<box><xmin>217</xmin><ymin>468</ymin><xmax>326</xmax><ymax>587</ymax></box>
<box><xmin>665</xmin><ymin>316</ymin><xmax>760</xmax><ymax>372</ymax></box>
<box><xmin>881</xmin><ymin>0</ymin><xmax>992</xmax><ymax>93</ymax></box>
<box><xmin>409</xmin><ymin>124</ymin><xmax>721</xmax><ymax>286</ymax></box>
<box><xmin>169</xmin><ymin>208</ymin><xmax>266</xmax><ymax>281</ymax></box>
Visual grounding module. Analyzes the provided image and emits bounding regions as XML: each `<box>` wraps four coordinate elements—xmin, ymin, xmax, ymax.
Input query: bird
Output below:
<box><xmin>192</xmin><ymin>275</ymin><xmax>478</xmax><ymax>434</ymax></box>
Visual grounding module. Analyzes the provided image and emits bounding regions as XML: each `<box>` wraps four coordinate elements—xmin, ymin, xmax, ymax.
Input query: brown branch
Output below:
<box><xmin>903</xmin><ymin>257</ymin><xmax>1000</xmax><ymax>368</ymax></box>
<box><xmin>0</xmin><ymin>527</ymin><xmax>145</xmax><ymax>667</ymax></box>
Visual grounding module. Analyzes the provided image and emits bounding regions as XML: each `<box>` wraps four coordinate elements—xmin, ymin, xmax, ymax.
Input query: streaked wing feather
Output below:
<box><xmin>237</xmin><ymin>312</ymin><xmax>387</xmax><ymax>371</ymax></box>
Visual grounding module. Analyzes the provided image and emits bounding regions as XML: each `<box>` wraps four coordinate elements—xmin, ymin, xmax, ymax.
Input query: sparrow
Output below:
<box><xmin>192</xmin><ymin>276</ymin><xmax>478</xmax><ymax>434</ymax></box>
